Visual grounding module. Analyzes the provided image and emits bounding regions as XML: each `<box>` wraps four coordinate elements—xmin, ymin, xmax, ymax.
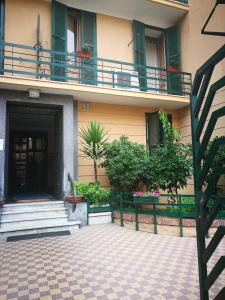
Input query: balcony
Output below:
<box><xmin>0</xmin><ymin>42</ymin><xmax>191</xmax><ymax>108</ymax></box>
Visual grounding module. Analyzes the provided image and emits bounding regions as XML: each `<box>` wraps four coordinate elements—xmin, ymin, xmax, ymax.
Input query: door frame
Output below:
<box><xmin>5</xmin><ymin>102</ymin><xmax>63</xmax><ymax>201</ymax></box>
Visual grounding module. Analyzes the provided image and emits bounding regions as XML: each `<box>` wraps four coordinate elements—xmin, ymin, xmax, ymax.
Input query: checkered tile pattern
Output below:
<box><xmin>0</xmin><ymin>224</ymin><xmax>224</xmax><ymax>300</ymax></box>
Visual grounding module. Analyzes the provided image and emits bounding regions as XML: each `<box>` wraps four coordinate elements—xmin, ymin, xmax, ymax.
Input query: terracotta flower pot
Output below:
<box><xmin>77</xmin><ymin>51</ymin><xmax>92</xmax><ymax>59</ymax></box>
<box><xmin>66</xmin><ymin>195</ymin><xmax>84</xmax><ymax>204</ymax></box>
<box><xmin>168</xmin><ymin>65</ymin><xmax>179</xmax><ymax>73</ymax></box>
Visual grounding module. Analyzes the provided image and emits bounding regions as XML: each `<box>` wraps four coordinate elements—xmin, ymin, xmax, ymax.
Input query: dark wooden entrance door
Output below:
<box><xmin>9</xmin><ymin>132</ymin><xmax>47</xmax><ymax>195</ymax></box>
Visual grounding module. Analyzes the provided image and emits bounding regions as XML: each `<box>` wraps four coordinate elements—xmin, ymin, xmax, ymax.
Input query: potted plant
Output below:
<box><xmin>66</xmin><ymin>173</ymin><xmax>84</xmax><ymax>204</ymax></box>
<box><xmin>167</xmin><ymin>61</ymin><xmax>179</xmax><ymax>73</ymax></box>
<box><xmin>77</xmin><ymin>43</ymin><xmax>92</xmax><ymax>59</ymax></box>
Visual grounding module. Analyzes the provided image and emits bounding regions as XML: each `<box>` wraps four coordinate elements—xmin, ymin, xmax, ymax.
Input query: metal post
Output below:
<box><xmin>179</xmin><ymin>195</ymin><xmax>183</xmax><ymax>237</ymax></box>
<box><xmin>120</xmin><ymin>192</ymin><xmax>124</xmax><ymax>227</ymax></box>
<box><xmin>135</xmin><ymin>202</ymin><xmax>139</xmax><ymax>231</ymax></box>
<box><xmin>153</xmin><ymin>202</ymin><xmax>157</xmax><ymax>234</ymax></box>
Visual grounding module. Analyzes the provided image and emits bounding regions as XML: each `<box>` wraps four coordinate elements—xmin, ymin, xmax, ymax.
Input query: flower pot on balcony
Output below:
<box><xmin>77</xmin><ymin>51</ymin><xmax>92</xmax><ymax>59</ymax></box>
<box><xmin>168</xmin><ymin>65</ymin><xmax>179</xmax><ymax>73</ymax></box>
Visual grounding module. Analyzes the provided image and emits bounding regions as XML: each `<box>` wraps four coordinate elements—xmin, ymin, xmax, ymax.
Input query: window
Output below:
<box><xmin>145</xmin><ymin>28</ymin><xmax>166</xmax><ymax>92</ymax></box>
<box><xmin>67</xmin><ymin>10</ymin><xmax>80</xmax><ymax>56</ymax></box>
<box><xmin>146</xmin><ymin>111</ymin><xmax>172</xmax><ymax>151</ymax></box>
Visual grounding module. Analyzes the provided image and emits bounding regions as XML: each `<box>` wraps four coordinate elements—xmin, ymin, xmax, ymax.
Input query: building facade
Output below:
<box><xmin>0</xmin><ymin>0</ymin><xmax>224</xmax><ymax>200</ymax></box>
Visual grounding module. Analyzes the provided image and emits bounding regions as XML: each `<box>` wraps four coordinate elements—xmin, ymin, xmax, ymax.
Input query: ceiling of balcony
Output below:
<box><xmin>54</xmin><ymin>0</ymin><xmax>188</xmax><ymax>28</ymax></box>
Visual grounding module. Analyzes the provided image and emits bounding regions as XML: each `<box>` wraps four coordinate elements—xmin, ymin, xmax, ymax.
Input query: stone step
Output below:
<box><xmin>0</xmin><ymin>218</ymin><xmax>80</xmax><ymax>235</ymax></box>
<box><xmin>0</xmin><ymin>220</ymin><xmax>81</xmax><ymax>237</ymax></box>
<box><xmin>3</xmin><ymin>201</ymin><xmax>65</xmax><ymax>212</ymax></box>
<box><xmin>0</xmin><ymin>215</ymin><xmax>69</xmax><ymax>230</ymax></box>
<box><xmin>1</xmin><ymin>210</ymin><xmax>67</xmax><ymax>222</ymax></box>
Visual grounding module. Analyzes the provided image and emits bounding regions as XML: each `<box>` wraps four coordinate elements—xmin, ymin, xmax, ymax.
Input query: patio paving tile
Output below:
<box><xmin>0</xmin><ymin>223</ymin><xmax>224</xmax><ymax>299</ymax></box>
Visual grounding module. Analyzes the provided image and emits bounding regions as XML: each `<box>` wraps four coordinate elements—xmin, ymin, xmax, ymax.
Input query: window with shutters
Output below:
<box><xmin>146</xmin><ymin>112</ymin><xmax>172</xmax><ymax>151</ymax></box>
<box><xmin>52</xmin><ymin>1</ymin><xmax>97</xmax><ymax>84</ymax></box>
<box><xmin>133</xmin><ymin>21</ymin><xmax>182</xmax><ymax>95</ymax></box>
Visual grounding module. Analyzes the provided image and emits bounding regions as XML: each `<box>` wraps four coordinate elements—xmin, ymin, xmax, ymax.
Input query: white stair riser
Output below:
<box><xmin>0</xmin><ymin>217</ymin><xmax>68</xmax><ymax>230</ymax></box>
<box><xmin>2</xmin><ymin>210</ymin><xmax>67</xmax><ymax>222</ymax></box>
<box><xmin>4</xmin><ymin>201</ymin><xmax>64</xmax><ymax>207</ymax></box>
<box><xmin>3</xmin><ymin>204</ymin><xmax>65</xmax><ymax>212</ymax></box>
<box><xmin>0</xmin><ymin>224</ymin><xmax>80</xmax><ymax>237</ymax></box>
<box><xmin>2</xmin><ymin>213</ymin><xmax>67</xmax><ymax>223</ymax></box>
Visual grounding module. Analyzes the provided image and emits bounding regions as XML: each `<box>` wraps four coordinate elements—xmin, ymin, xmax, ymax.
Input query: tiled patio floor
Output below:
<box><xmin>0</xmin><ymin>223</ymin><xmax>224</xmax><ymax>300</ymax></box>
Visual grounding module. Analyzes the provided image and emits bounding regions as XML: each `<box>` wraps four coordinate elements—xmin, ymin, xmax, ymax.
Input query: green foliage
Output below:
<box><xmin>143</xmin><ymin>111</ymin><xmax>192</xmax><ymax>194</ymax></box>
<box><xmin>74</xmin><ymin>181</ymin><xmax>110</xmax><ymax>206</ymax></box>
<box><xmin>167</xmin><ymin>196</ymin><xmax>195</xmax><ymax>213</ymax></box>
<box><xmin>103</xmin><ymin>136</ymin><xmax>147</xmax><ymax>191</ymax></box>
<box><xmin>80</xmin><ymin>120</ymin><xmax>109</xmax><ymax>182</ymax></box>
<box><xmin>205</xmin><ymin>136</ymin><xmax>225</xmax><ymax>193</ymax></box>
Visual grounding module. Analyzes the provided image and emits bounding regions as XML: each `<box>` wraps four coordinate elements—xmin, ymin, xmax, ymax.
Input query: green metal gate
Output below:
<box><xmin>191</xmin><ymin>43</ymin><xmax>225</xmax><ymax>300</ymax></box>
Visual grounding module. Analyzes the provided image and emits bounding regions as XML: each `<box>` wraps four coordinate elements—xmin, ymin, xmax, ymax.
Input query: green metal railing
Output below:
<box><xmin>110</xmin><ymin>193</ymin><xmax>225</xmax><ymax>237</ymax></box>
<box><xmin>86</xmin><ymin>193</ymin><xmax>225</xmax><ymax>236</ymax></box>
<box><xmin>191</xmin><ymin>43</ymin><xmax>225</xmax><ymax>300</ymax></box>
<box><xmin>0</xmin><ymin>41</ymin><xmax>191</xmax><ymax>96</ymax></box>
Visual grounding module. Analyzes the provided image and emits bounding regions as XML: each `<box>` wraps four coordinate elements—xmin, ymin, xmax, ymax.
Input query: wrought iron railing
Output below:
<box><xmin>86</xmin><ymin>193</ymin><xmax>225</xmax><ymax>234</ymax></box>
<box><xmin>0</xmin><ymin>41</ymin><xmax>191</xmax><ymax>96</ymax></box>
<box><xmin>191</xmin><ymin>43</ymin><xmax>225</xmax><ymax>300</ymax></box>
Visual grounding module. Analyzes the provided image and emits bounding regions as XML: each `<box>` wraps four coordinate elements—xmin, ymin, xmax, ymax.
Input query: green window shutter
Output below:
<box><xmin>52</xmin><ymin>0</ymin><xmax>67</xmax><ymax>81</ymax></box>
<box><xmin>133</xmin><ymin>20</ymin><xmax>147</xmax><ymax>91</ymax></box>
<box><xmin>166</xmin><ymin>25</ymin><xmax>182</xmax><ymax>95</ymax></box>
<box><xmin>146</xmin><ymin>112</ymin><xmax>172</xmax><ymax>150</ymax></box>
<box><xmin>80</xmin><ymin>11</ymin><xmax>97</xmax><ymax>85</ymax></box>
<box><xmin>146</xmin><ymin>112</ymin><xmax>160</xmax><ymax>151</ymax></box>
<box><xmin>0</xmin><ymin>0</ymin><xmax>4</xmax><ymax>75</ymax></box>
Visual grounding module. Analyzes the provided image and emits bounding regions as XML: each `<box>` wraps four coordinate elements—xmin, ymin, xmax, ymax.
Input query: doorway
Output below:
<box><xmin>6</xmin><ymin>103</ymin><xmax>63</xmax><ymax>201</ymax></box>
<box><xmin>145</xmin><ymin>27</ymin><xmax>166</xmax><ymax>92</ymax></box>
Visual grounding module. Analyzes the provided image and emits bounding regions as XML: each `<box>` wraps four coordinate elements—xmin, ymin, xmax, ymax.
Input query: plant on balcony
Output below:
<box><xmin>167</xmin><ymin>60</ymin><xmax>179</xmax><ymax>73</ymax></box>
<box><xmin>80</xmin><ymin>120</ymin><xmax>109</xmax><ymax>183</ymax></box>
<box><xmin>77</xmin><ymin>43</ymin><xmax>92</xmax><ymax>59</ymax></box>
<box><xmin>103</xmin><ymin>136</ymin><xmax>147</xmax><ymax>191</ymax></box>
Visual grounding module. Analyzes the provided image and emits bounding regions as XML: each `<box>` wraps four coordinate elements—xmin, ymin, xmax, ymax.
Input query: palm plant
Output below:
<box><xmin>79</xmin><ymin>120</ymin><xmax>109</xmax><ymax>182</ymax></box>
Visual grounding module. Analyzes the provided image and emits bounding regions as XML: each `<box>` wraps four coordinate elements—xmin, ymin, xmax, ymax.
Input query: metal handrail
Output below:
<box><xmin>0</xmin><ymin>41</ymin><xmax>192</xmax><ymax>96</ymax></box>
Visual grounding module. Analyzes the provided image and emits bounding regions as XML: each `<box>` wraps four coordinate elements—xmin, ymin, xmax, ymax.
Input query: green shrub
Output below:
<box><xmin>143</xmin><ymin>111</ymin><xmax>193</xmax><ymax>195</ymax></box>
<box><xmin>74</xmin><ymin>181</ymin><xmax>110</xmax><ymax>206</ymax></box>
<box><xmin>103</xmin><ymin>136</ymin><xmax>147</xmax><ymax>191</ymax></box>
<box><xmin>167</xmin><ymin>196</ymin><xmax>195</xmax><ymax>213</ymax></box>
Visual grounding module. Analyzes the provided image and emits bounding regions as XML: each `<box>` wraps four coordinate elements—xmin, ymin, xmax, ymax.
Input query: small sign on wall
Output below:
<box><xmin>0</xmin><ymin>139</ymin><xmax>4</xmax><ymax>151</ymax></box>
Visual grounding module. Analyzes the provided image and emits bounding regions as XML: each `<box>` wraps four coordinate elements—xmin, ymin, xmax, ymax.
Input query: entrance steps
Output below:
<box><xmin>0</xmin><ymin>201</ymin><xmax>81</xmax><ymax>237</ymax></box>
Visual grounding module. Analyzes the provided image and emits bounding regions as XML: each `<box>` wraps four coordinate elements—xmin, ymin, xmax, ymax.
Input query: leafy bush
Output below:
<box><xmin>143</xmin><ymin>111</ymin><xmax>193</xmax><ymax>195</ymax></box>
<box><xmin>73</xmin><ymin>181</ymin><xmax>110</xmax><ymax>206</ymax></box>
<box><xmin>103</xmin><ymin>136</ymin><xmax>147</xmax><ymax>191</ymax></box>
<box><xmin>204</xmin><ymin>136</ymin><xmax>225</xmax><ymax>194</ymax></box>
<box><xmin>167</xmin><ymin>196</ymin><xmax>195</xmax><ymax>213</ymax></box>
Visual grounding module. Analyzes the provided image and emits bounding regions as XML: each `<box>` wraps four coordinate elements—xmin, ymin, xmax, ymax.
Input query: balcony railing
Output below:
<box><xmin>0</xmin><ymin>42</ymin><xmax>191</xmax><ymax>96</ymax></box>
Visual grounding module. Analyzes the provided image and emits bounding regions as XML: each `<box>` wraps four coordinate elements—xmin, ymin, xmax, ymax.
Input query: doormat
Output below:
<box><xmin>15</xmin><ymin>194</ymin><xmax>50</xmax><ymax>203</ymax></box>
<box><xmin>7</xmin><ymin>231</ymin><xmax>71</xmax><ymax>242</ymax></box>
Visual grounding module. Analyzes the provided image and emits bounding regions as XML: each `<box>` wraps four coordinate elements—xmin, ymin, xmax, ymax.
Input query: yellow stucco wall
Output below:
<box><xmin>178</xmin><ymin>0</ymin><xmax>225</xmax><ymax>193</ymax></box>
<box><xmin>5</xmin><ymin>0</ymin><xmax>51</xmax><ymax>48</ymax></box>
<box><xmin>4</xmin><ymin>1</ymin><xmax>134</xmax><ymax>62</ymax></box>
<box><xmin>97</xmin><ymin>14</ymin><xmax>134</xmax><ymax>62</ymax></box>
<box><xmin>77</xmin><ymin>101</ymin><xmax>179</xmax><ymax>186</ymax></box>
